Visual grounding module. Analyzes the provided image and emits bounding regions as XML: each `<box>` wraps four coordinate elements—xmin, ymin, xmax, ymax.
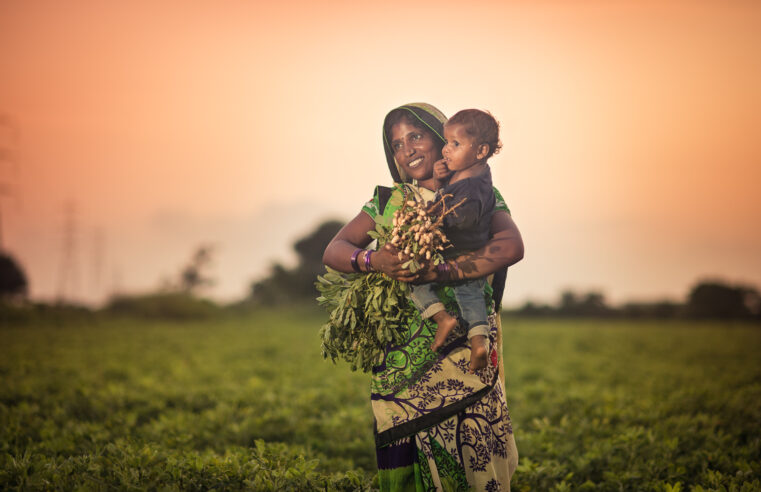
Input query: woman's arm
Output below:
<box><xmin>417</xmin><ymin>210</ymin><xmax>524</xmax><ymax>283</ymax></box>
<box><xmin>453</xmin><ymin>210</ymin><xmax>524</xmax><ymax>280</ymax></box>
<box><xmin>323</xmin><ymin>211</ymin><xmax>417</xmax><ymax>281</ymax></box>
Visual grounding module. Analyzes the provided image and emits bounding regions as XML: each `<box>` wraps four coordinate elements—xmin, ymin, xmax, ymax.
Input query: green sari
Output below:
<box><xmin>364</xmin><ymin>104</ymin><xmax>518</xmax><ymax>491</ymax></box>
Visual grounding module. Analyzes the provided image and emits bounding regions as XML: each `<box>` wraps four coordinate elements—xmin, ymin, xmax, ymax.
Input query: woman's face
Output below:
<box><xmin>389</xmin><ymin>119</ymin><xmax>442</xmax><ymax>182</ymax></box>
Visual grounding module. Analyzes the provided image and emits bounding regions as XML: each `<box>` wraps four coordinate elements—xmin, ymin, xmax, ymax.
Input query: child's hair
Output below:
<box><xmin>446</xmin><ymin>109</ymin><xmax>502</xmax><ymax>159</ymax></box>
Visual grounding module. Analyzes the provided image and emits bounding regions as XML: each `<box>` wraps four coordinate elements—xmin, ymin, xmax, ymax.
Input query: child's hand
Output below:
<box><xmin>433</xmin><ymin>159</ymin><xmax>453</xmax><ymax>190</ymax></box>
<box><xmin>434</xmin><ymin>159</ymin><xmax>453</xmax><ymax>182</ymax></box>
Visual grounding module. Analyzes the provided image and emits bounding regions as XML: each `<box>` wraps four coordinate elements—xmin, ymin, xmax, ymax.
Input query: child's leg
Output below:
<box><xmin>429</xmin><ymin>310</ymin><xmax>458</xmax><ymax>352</ymax></box>
<box><xmin>410</xmin><ymin>284</ymin><xmax>457</xmax><ymax>352</ymax></box>
<box><xmin>410</xmin><ymin>284</ymin><xmax>445</xmax><ymax>320</ymax></box>
<box><xmin>468</xmin><ymin>334</ymin><xmax>488</xmax><ymax>374</ymax></box>
<box><xmin>452</xmin><ymin>279</ymin><xmax>490</xmax><ymax>373</ymax></box>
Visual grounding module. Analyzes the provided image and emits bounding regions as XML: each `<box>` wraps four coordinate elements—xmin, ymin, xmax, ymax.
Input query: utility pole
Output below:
<box><xmin>0</xmin><ymin>114</ymin><xmax>20</xmax><ymax>251</ymax></box>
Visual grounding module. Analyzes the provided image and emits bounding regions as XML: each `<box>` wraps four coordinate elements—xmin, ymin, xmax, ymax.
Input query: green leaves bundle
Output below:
<box><xmin>316</xmin><ymin>268</ymin><xmax>413</xmax><ymax>372</ymax></box>
<box><xmin>316</xmin><ymin>186</ymin><xmax>466</xmax><ymax>373</ymax></box>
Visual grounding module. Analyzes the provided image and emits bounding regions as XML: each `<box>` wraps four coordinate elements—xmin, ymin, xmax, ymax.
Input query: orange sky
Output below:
<box><xmin>1</xmin><ymin>0</ymin><xmax>760</xmax><ymax>305</ymax></box>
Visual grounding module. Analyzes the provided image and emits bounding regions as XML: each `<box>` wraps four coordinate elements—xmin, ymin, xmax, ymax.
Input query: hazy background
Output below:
<box><xmin>1</xmin><ymin>0</ymin><xmax>760</xmax><ymax>307</ymax></box>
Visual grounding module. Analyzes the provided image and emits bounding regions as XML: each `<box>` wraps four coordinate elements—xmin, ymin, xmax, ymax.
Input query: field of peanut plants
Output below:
<box><xmin>1</xmin><ymin>308</ymin><xmax>760</xmax><ymax>491</ymax></box>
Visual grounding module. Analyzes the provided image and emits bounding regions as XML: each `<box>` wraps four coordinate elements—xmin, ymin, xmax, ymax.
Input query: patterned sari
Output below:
<box><xmin>364</xmin><ymin>103</ymin><xmax>518</xmax><ymax>491</ymax></box>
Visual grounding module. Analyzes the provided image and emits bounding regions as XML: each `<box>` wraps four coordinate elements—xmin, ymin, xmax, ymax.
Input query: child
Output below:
<box><xmin>409</xmin><ymin>109</ymin><xmax>501</xmax><ymax>373</ymax></box>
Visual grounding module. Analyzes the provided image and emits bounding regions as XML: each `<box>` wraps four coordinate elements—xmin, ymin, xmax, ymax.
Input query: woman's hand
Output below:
<box><xmin>372</xmin><ymin>244</ymin><xmax>417</xmax><ymax>282</ymax></box>
<box><xmin>412</xmin><ymin>211</ymin><xmax>524</xmax><ymax>283</ymax></box>
<box><xmin>322</xmin><ymin>211</ymin><xmax>418</xmax><ymax>282</ymax></box>
<box><xmin>413</xmin><ymin>260</ymin><xmax>438</xmax><ymax>284</ymax></box>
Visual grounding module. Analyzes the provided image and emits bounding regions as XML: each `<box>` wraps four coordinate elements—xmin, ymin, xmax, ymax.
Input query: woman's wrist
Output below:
<box><xmin>436</xmin><ymin>261</ymin><xmax>450</xmax><ymax>282</ymax></box>
<box><xmin>352</xmin><ymin>249</ymin><xmax>377</xmax><ymax>273</ymax></box>
<box><xmin>350</xmin><ymin>248</ymin><xmax>363</xmax><ymax>272</ymax></box>
<box><xmin>436</xmin><ymin>259</ymin><xmax>460</xmax><ymax>282</ymax></box>
<box><xmin>450</xmin><ymin>260</ymin><xmax>460</xmax><ymax>280</ymax></box>
<box><xmin>363</xmin><ymin>249</ymin><xmax>375</xmax><ymax>272</ymax></box>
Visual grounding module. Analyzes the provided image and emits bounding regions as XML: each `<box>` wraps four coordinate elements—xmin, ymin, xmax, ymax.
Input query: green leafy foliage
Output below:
<box><xmin>504</xmin><ymin>318</ymin><xmax>761</xmax><ymax>491</ymax></box>
<box><xmin>1</xmin><ymin>314</ymin><xmax>759</xmax><ymax>490</ymax></box>
<box><xmin>106</xmin><ymin>292</ymin><xmax>221</xmax><ymax>320</ymax></box>
<box><xmin>0</xmin><ymin>309</ymin><xmax>376</xmax><ymax>490</ymax></box>
<box><xmin>316</xmin><ymin>268</ymin><xmax>414</xmax><ymax>372</ymax></box>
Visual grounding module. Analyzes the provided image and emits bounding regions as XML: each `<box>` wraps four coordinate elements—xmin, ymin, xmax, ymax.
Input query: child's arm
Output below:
<box><xmin>433</xmin><ymin>158</ymin><xmax>453</xmax><ymax>190</ymax></box>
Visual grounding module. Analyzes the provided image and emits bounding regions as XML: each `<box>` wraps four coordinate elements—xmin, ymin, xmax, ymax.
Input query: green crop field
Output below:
<box><xmin>1</xmin><ymin>309</ymin><xmax>760</xmax><ymax>491</ymax></box>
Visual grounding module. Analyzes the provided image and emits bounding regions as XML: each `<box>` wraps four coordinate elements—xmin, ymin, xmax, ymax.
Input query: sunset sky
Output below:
<box><xmin>1</xmin><ymin>0</ymin><xmax>760</xmax><ymax>306</ymax></box>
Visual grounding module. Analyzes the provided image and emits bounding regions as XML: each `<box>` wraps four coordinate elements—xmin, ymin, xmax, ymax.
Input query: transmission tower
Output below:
<box><xmin>57</xmin><ymin>201</ymin><xmax>81</xmax><ymax>304</ymax></box>
<box><xmin>90</xmin><ymin>227</ymin><xmax>106</xmax><ymax>302</ymax></box>
<box><xmin>0</xmin><ymin>114</ymin><xmax>20</xmax><ymax>251</ymax></box>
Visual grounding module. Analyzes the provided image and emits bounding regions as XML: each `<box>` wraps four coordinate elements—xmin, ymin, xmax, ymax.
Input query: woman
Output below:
<box><xmin>323</xmin><ymin>103</ymin><xmax>523</xmax><ymax>491</ymax></box>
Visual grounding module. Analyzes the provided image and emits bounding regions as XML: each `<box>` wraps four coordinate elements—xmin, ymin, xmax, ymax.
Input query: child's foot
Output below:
<box><xmin>430</xmin><ymin>311</ymin><xmax>458</xmax><ymax>352</ymax></box>
<box><xmin>469</xmin><ymin>335</ymin><xmax>488</xmax><ymax>373</ymax></box>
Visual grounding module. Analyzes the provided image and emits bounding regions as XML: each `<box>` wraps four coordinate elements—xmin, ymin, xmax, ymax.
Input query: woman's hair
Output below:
<box><xmin>383</xmin><ymin>109</ymin><xmax>445</xmax><ymax>155</ymax></box>
<box><xmin>446</xmin><ymin>109</ymin><xmax>502</xmax><ymax>159</ymax></box>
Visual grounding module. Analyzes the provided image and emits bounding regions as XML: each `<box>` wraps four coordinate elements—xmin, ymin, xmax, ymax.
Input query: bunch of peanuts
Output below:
<box><xmin>387</xmin><ymin>192</ymin><xmax>466</xmax><ymax>271</ymax></box>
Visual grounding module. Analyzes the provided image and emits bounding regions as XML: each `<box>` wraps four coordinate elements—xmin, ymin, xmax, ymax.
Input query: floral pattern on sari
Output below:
<box><xmin>363</xmin><ymin>182</ymin><xmax>518</xmax><ymax>490</ymax></box>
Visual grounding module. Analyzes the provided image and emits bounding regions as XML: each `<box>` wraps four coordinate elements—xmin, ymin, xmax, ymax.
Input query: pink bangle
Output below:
<box><xmin>350</xmin><ymin>249</ymin><xmax>363</xmax><ymax>272</ymax></box>
<box><xmin>364</xmin><ymin>250</ymin><xmax>374</xmax><ymax>272</ymax></box>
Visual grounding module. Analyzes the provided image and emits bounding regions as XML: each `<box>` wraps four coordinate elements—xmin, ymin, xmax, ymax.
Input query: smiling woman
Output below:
<box><xmin>323</xmin><ymin>103</ymin><xmax>524</xmax><ymax>491</ymax></box>
<box><xmin>383</xmin><ymin>108</ymin><xmax>447</xmax><ymax>191</ymax></box>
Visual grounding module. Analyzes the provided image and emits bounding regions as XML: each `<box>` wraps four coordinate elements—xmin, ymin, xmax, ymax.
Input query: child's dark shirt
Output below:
<box><xmin>437</xmin><ymin>166</ymin><xmax>495</xmax><ymax>257</ymax></box>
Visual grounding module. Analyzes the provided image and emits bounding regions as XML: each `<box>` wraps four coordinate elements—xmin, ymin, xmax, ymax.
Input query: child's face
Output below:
<box><xmin>442</xmin><ymin>123</ymin><xmax>482</xmax><ymax>172</ymax></box>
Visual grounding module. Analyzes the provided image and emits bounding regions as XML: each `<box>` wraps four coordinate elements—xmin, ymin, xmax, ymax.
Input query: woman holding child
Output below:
<box><xmin>323</xmin><ymin>103</ymin><xmax>523</xmax><ymax>491</ymax></box>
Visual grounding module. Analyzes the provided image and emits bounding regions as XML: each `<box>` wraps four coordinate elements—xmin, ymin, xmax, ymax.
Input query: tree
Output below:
<box><xmin>178</xmin><ymin>245</ymin><xmax>215</xmax><ymax>294</ymax></box>
<box><xmin>0</xmin><ymin>252</ymin><xmax>27</xmax><ymax>300</ymax></box>
<box><xmin>686</xmin><ymin>280</ymin><xmax>759</xmax><ymax>319</ymax></box>
<box><xmin>556</xmin><ymin>289</ymin><xmax>611</xmax><ymax>316</ymax></box>
<box><xmin>293</xmin><ymin>220</ymin><xmax>345</xmax><ymax>271</ymax></box>
<box><xmin>250</xmin><ymin>220</ymin><xmax>344</xmax><ymax>304</ymax></box>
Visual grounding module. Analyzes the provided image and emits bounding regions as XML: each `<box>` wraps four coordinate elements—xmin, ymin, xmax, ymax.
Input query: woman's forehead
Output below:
<box><xmin>390</xmin><ymin>119</ymin><xmax>429</xmax><ymax>141</ymax></box>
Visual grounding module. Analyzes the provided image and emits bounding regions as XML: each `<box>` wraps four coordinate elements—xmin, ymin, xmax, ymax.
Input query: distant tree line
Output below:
<box><xmin>513</xmin><ymin>282</ymin><xmax>761</xmax><ymax>321</ymax></box>
<box><xmin>246</xmin><ymin>220</ymin><xmax>761</xmax><ymax>322</ymax></box>
<box><xmin>2</xmin><ymin>219</ymin><xmax>760</xmax><ymax>323</ymax></box>
<box><xmin>106</xmin><ymin>244</ymin><xmax>220</xmax><ymax>320</ymax></box>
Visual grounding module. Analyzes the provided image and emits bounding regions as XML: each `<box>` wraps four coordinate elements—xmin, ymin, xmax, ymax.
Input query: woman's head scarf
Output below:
<box><xmin>383</xmin><ymin>103</ymin><xmax>447</xmax><ymax>183</ymax></box>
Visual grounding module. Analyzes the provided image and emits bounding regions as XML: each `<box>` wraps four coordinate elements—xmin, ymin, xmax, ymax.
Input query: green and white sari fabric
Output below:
<box><xmin>363</xmin><ymin>183</ymin><xmax>517</xmax><ymax>491</ymax></box>
<box><xmin>366</xmin><ymin>102</ymin><xmax>518</xmax><ymax>492</ymax></box>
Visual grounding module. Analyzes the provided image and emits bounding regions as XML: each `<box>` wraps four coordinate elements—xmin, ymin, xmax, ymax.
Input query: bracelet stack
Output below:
<box><xmin>350</xmin><ymin>248</ymin><xmax>376</xmax><ymax>273</ymax></box>
<box><xmin>350</xmin><ymin>249</ymin><xmax>363</xmax><ymax>273</ymax></box>
<box><xmin>436</xmin><ymin>261</ymin><xmax>450</xmax><ymax>281</ymax></box>
<box><xmin>436</xmin><ymin>260</ymin><xmax>460</xmax><ymax>282</ymax></box>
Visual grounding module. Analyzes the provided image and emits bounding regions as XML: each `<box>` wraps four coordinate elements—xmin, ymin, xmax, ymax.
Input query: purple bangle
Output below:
<box><xmin>364</xmin><ymin>250</ymin><xmax>374</xmax><ymax>272</ymax></box>
<box><xmin>436</xmin><ymin>262</ymin><xmax>450</xmax><ymax>281</ymax></box>
<box><xmin>350</xmin><ymin>248</ymin><xmax>363</xmax><ymax>272</ymax></box>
